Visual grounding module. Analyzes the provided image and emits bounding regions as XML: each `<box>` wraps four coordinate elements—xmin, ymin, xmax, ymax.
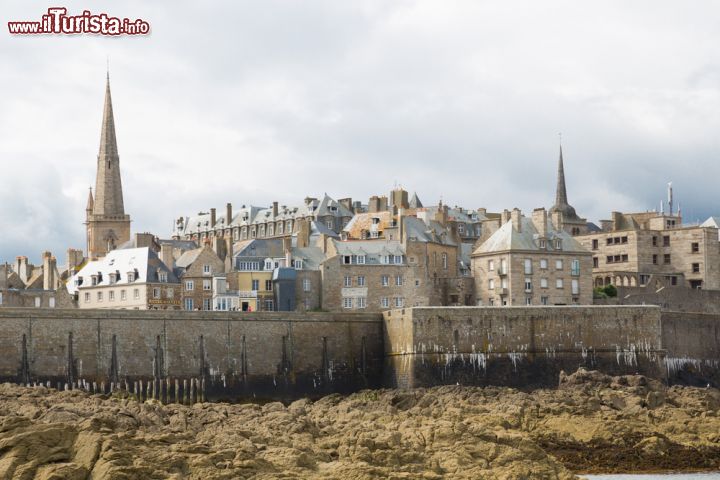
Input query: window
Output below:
<box><xmin>540</xmin><ymin>278</ymin><xmax>548</xmax><ymax>288</ymax></box>
<box><xmin>158</xmin><ymin>272</ymin><xmax>168</xmax><ymax>283</ymax></box>
<box><xmin>357</xmin><ymin>297</ymin><xmax>367</xmax><ymax>309</ymax></box>
<box><xmin>381</xmin><ymin>297</ymin><xmax>390</xmax><ymax>308</ymax></box>
<box><xmin>127</xmin><ymin>271</ymin><xmax>135</xmax><ymax>282</ymax></box>
<box><xmin>442</xmin><ymin>253</ymin><xmax>448</xmax><ymax>270</ymax></box>
<box><xmin>357</xmin><ymin>255</ymin><xmax>366</xmax><ymax>265</ymax></box>
<box><xmin>0</xmin><ymin>292</ymin><xmax>2</xmax><ymax>305</ymax></box>
<box><xmin>556</xmin><ymin>279</ymin><xmax>564</xmax><ymax>289</ymax></box>
<box><xmin>652</xmin><ymin>254</ymin><xmax>658</xmax><ymax>265</ymax></box>
<box><xmin>153</xmin><ymin>288</ymin><xmax>161</xmax><ymax>299</ymax></box>
<box><xmin>109</xmin><ymin>291</ymin><xmax>115</xmax><ymax>301</ymax></box>
<box><xmin>49</xmin><ymin>297</ymin><xmax>55</xmax><ymax>308</ymax></box>
<box><xmin>663</xmin><ymin>236</ymin><xmax>670</xmax><ymax>247</ymax></box>
<box><xmin>692</xmin><ymin>263</ymin><xmax>700</xmax><ymax>273</ymax></box>
<box><xmin>203</xmin><ymin>279</ymin><xmax>211</xmax><ymax>291</ymax></box>
<box><xmin>540</xmin><ymin>259</ymin><xmax>548</xmax><ymax>270</ymax></box>
<box><xmin>381</xmin><ymin>275</ymin><xmax>389</xmax><ymax>287</ymax></box>
<box><xmin>524</xmin><ymin>278</ymin><xmax>532</xmax><ymax>292</ymax></box>
<box><xmin>394</xmin><ymin>297</ymin><xmax>404</xmax><ymax>308</ymax></box>
<box><xmin>541</xmin><ymin>296</ymin><xmax>549</xmax><ymax>305</ymax></box>
<box><xmin>691</xmin><ymin>242</ymin><xmax>700</xmax><ymax>253</ymax></box>
<box><xmin>134</xmin><ymin>289</ymin><xmax>140</xmax><ymax>299</ymax></box>
<box><xmin>251</xmin><ymin>279</ymin><xmax>260</xmax><ymax>291</ymax></box>
<box><xmin>499</xmin><ymin>259</ymin><xmax>507</xmax><ymax>275</ymax></box>
<box><xmin>265</xmin><ymin>300</ymin><xmax>274</xmax><ymax>311</ymax></box>
<box><xmin>664</xmin><ymin>254</ymin><xmax>671</xmax><ymax>264</ymax></box>
<box><xmin>34</xmin><ymin>296</ymin><xmax>41</xmax><ymax>308</ymax></box>
<box><xmin>167</xmin><ymin>288</ymin><xmax>174</xmax><ymax>299</ymax></box>
<box><xmin>458</xmin><ymin>223</ymin><xmax>465</xmax><ymax>234</ymax></box>
<box><xmin>264</xmin><ymin>260</ymin><xmax>273</xmax><ymax>270</ymax></box>
<box><xmin>652</xmin><ymin>236</ymin><xmax>658</xmax><ymax>246</ymax></box>
<box><xmin>524</xmin><ymin>259</ymin><xmax>532</xmax><ymax>274</ymax></box>
<box><xmin>539</xmin><ymin>239</ymin><xmax>546</xmax><ymax>249</ymax></box>
<box><xmin>97</xmin><ymin>292</ymin><xmax>103</xmax><ymax>302</ymax></box>
<box><xmin>571</xmin><ymin>279</ymin><xmax>579</xmax><ymax>295</ymax></box>
<box><xmin>571</xmin><ymin>259</ymin><xmax>580</xmax><ymax>276</ymax></box>
<box><xmin>303</xmin><ymin>278</ymin><xmax>311</xmax><ymax>292</ymax></box>
<box><xmin>342</xmin><ymin>256</ymin><xmax>352</xmax><ymax>265</ymax></box>
<box><xmin>265</xmin><ymin>280</ymin><xmax>273</xmax><ymax>291</ymax></box>
<box><xmin>84</xmin><ymin>292</ymin><xmax>90</xmax><ymax>303</ymax></box>
<box><xmin>592</xmin><ymin>239</ymin><xmax>598</xmax><ymax>250</ymax></box>
<box><xmin>357</xmin><ymin>276</ymin><xmax>366</xmax><ymax>286</ymax></box>
<box><xmin>488</xmin><ymin>298</ymin><xmax>495</xmax><ymax>306</ymax></box>
<box><xmin>621</xmin><ymin>236</ymin><xmax>628</xmax><ymax>244</ymax></box>
<box><xmin>203</xmin><ymin>298</ymin><xmax>212</xmax><ymax>311</ymax></box>
<box><xmin>488</xmin><ymin>279</ymin><xmax>495</xmax><ymax>290</ymax></box>
<box><xmin>185</xmin><ymin>298</ymin><xmax>194</xmax><ymax>310</ymax></box>
<box><xmin>555</xmin><ymin>259</ymin><xmax>563</xmax><ymax>270</ymax></box>
<box><xmin>593</xmin><ymin>257</ymin><xmax>599</xmax><ymax>268</ymax></box>
<box><xmin>203</xmin><ymin>264</ymin><xmax>211</xmax><ymax>275</ymax></box>
<box><xmin>501</xmin><ymin>278</ymin><xmax>508</xmax><ymax>289</ymax></box>
<box><xmin>554</xmin><ymin>239</ymin><xmax>562</xmax><ymax>250</ymax></box>
<box><xmin>344</xmin><ymin>276</ymin><xmax>352</xmax><ymax>287</ymax></box>
<box><xmin>395</xmin><ymin>275</ymin><xmax>403</xmax><ymax>286</ymax></box>
<box><xmin>488</xmin><ymin>260</ymin><xmax>494</xmax><ymax>271</ymax></box>
<box><xmin>120</xmin><ymin>290</ymin><xmax>126</xmax><ymax>301</ymax></box>
<box><xmin>294</xmin><ymin>260</ymin><xmax>303</xmax><ymax>270</ymax></box>
<box><xmin>342</xmin><ymin>297</ymin><xmax>353</xmax><ymax>309</ymax></box>
<box><xmin>185</xmin><ymin>281</ymin><xmax>194</xmax><ymax>291</ymax></box>
<box><xmin>525</xmin><ymin>297</ymin><xmax>532</xmax><ymax>305</ymax></box>
<box><xmin>326</xmin><ymin>220</ymin><xmax>334</xmax><ymax>230</ymax></box>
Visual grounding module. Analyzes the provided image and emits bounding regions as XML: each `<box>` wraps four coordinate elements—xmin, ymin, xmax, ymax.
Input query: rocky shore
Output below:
<box><xmin>0</xmin><ymin>369</ymin><xmax>719</xmax><ymax>479</ymax></box>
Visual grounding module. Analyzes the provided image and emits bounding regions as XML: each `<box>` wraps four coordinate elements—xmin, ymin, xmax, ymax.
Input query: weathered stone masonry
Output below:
<box><xmin>0</xmin><ymin>306</ymin><xmax>718</xmax><ymax>401</ymax></box>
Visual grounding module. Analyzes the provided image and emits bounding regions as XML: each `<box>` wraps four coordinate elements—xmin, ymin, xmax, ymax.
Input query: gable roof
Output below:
<box><xmin>474</xmin><ymin>217</ymin><xmax>589</xmax><ymax>255</ymax></box>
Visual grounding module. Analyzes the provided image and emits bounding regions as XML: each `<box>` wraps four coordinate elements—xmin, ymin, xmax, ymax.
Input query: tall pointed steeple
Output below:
<box><xmin>86</xmin><ymin>71</ymin><xmax>131</xmax><ymax>260</ymax></box>
<box><xmin>555</xmin><ymin>144</ymin><xmax>568</xmax><ymax>207</ymax></box>
<box><xmin>93</xmin><ymin>71</ymin><xmax>125</xmax><ymax>216</ymax></box>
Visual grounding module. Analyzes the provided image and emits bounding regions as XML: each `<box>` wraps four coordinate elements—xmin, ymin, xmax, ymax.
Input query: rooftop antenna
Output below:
<box><xmin>667</xmin><ymin>182</ymin><xmax>674</xmax><ymax>217</ymax></box>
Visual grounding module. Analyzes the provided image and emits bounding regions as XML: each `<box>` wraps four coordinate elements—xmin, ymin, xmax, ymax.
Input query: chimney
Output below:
<box><xmin>213</xmin><ymin>236</ymin><xmax>227</xmax><ymax>261</ymax></box>
<box><xmin>159</xmin><ymin>244</ymin><xmax>176</xmax><ymax>271</ymax></box>
<box><xmin>398</xmin><ymin>208</ymin><xmax>405</xmax><ymax>242</ymax></box>
<box><xmin>611</xmin><ymin>211</ymin><xmax>622</xmax><ymax>231</ymax></box>
<box><xmin>226</xmin><ymin>203</ymin><xmax>233</xmax><ymax>225</ymax></box>
<box><xmin>66</xmin><ymin>248</ymin><xmax>84</xmax><ymax>277</ymax></box>
<box><xmin>210</xmin><ymin>208</ymin><xmax>217</xmax><ymax>228</ymax></box>
<box><xmin>15</xmin><ymin>256</ymin><xmax>29</xmax><ymax>284</ymax></box>
<box><xmin>551</xmin><ymin>211</ymin><xmax>563</xmax><ymax>231</ymax></box>
<box><xmin>272</xmin><ymin>201</ymin><xmax>278</xmax><ymax>217</ymax></box>
<box><xmin>477</xmin><ymin>208</ymin><xmax>487</xmax><ymax>216</ymax></box>
<box><xmin>531</xmin><ymin>208</ymin><xmax>548</xmax><ymax>237</ymax></box>
<box><xmin>297</xmin><ymin>219</ymin><xmax>311</xmax><ymax>249</ymax></box>
<box><xmin>339</xmin><ymin>198</ymin><xmax>353</xmax><ymax>213</ymax></box>
<box><xmin>501</xmin><ymin>209</ymin><xmax>511</xmax><ymax>225</ymax></box>
<box><xmin>510</xmin><ymin>208</ymin><xmax>522</xmax><ymax>232</ymax></box>
<box><xmin>368</xmin><ymin>196</ymin><xmax>380</xmax><ymax>213</ymax></box>
<box><xmin>42</xmin><ymin>251</ymin><xmax>56</xmax><ymax>290</ymax></box>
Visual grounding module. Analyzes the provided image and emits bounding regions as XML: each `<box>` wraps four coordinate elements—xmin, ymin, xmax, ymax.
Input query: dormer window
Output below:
<box><xmin>109</xmin><ymin>272</ymin><xmax>117</xmax><ymax>285</ymax></box>
<box><xmin>293</xmin><ymin>259</ymin><xmax>303</xmax><ymax>270</ymax></box>
<box><xmin>539</xmin><ymin>239</ymin><xmax>547</xmax><ymax>249</ymax></box>
<box><xmin>555</xmin><ymin>239</ymin><xmax>562</xmax><ymax>250</ymax></box>
<box><xmin>91</xmin><ymin>275</ymin><xmax>98</xmax><ymax>286</ymax></box>
<box><xmin>158</xmin><ymin>270</ymin><xmax>168</xmax><ymax>283</ymax></box>
<box><xmin>357</xmin><ymin>255</ymin><xmax>366</xmax><ymax>265</ymax></box>
<box><xmin>264</xmin><ymin>260</ymin><xmax>273</xmax><ymax>270</ymax></box>
<box><xmin>203</xmin><ymin>264</ymin><xmax>211</xmax><ymax>275</ymax></box>
<box><xmin>127</xmin><ymin>271</ymin><xmax>135</xmax><ymax>282</ymax></box>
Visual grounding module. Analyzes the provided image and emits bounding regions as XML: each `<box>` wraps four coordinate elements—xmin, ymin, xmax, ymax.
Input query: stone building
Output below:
<box><xmin>68</xmin><ymin>247</ymin><xmax>180</xmax><ymax>310</ymax></box>
<box><xmin>0</xmin><ymin>253</ymin><xmax>74</xmax><ymax>308</ymax></box>
<box><xmin>172</xmin><ymin>194</ymin><xmax>354</xmax><ymax>248</ymax></box>
<box><xmin>86</xmin><ymin>74</ymin><xmax>131</xmax><ymax>260</ymax></box>
<box><xmin>321</xmin><ymin>214</ymin><xmax>467</xmax><ymax>312</ymax></box>
<box><xmin>576</xmin><ymin>210</ymin><xmax>720</xmax><ymax>290</ymax></box>
<box><xmin>471</xmin><ymin>208</ymin><xmax>593</xmax><ymax>306</ymax></box>
<box><xmin>175</xmin><ymin>244</ymin><xmax>225</xmax><ymax>311</ymax></box>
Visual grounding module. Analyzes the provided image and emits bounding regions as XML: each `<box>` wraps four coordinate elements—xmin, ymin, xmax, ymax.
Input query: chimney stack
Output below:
<box><xmin>210</xmin><ymin>208</ymin><xmax>217</xmax><ymax>228</ymax></box>
<box><xmin>226</xmin><ymin>203</ymin><xmax>233</xmax><ymax>225</ymax></box>
<box><xmin>272</xmin><ymin>201</ymin><xmax>279</xmax><ymax>217</ymax></box>
<box><xmin>42</xmin><ymin>251</ymin><xmax>56</xmax><ymax>290</ymax></box>
<box><xmin>15</xmin><ymin>256</ymin><xmax>29</xmax><ymax>284</ymax></box>
<box><xmin>551</xmin><ymin>211</ymin><xmax>563</xmax><ymax>231</ymax></box>
<box><xmin>531</xmin><ymin>208</ymin><xmax>548</xmax><ymax>237</ymax></box>
<box><xmin>510</xmin><ymin>208</ymin><xmax>522</xmax><ymax>232</ymax></box>
<box><xmin>501</xmin><ymin>209</ymin><xmax>511</xmax><ymax>225</ymax></box>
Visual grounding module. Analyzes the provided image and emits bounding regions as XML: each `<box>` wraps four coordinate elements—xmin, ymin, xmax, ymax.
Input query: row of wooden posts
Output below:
<box><xmin>23</xmin><ymin>377</ymin><xmax>208</xmax><ymax>404</ymax></box>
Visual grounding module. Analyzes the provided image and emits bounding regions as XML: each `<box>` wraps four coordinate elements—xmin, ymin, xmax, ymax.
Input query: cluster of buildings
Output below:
<box><xmin>2</xmin><ymin>76</ymin><xmax>719</xmax><ymax>312</ymax></box>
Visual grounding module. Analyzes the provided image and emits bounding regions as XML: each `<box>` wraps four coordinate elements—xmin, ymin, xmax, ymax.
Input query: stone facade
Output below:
<box><xmin>472</xmin><ymin>208</ymin><xmax>593</xmax><ymax>306</ymax></box>
<box><xmin>577</xmin><ymin>212</ymin><xmax>720</xmax><ymax>290</ymax></box>
<box><xmin>176</xmin><ymin>245</ymin><xmax>225</xmax><ymax>311</ymax></box>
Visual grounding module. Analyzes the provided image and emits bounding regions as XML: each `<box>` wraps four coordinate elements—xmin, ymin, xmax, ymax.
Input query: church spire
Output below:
<box><xmin>93</xmin><ymin>71</ymin><xmax>125</xmax><ymax>216</ymax></box>
<box><xmin>555</xmin><ymin>143</ymin><xmax>568</xmax><ymax>207</ymax></box>
<box><xmin>86</xmin><ymin>187</ymin><xmax>94</xmax><ymax>213</ymax></box>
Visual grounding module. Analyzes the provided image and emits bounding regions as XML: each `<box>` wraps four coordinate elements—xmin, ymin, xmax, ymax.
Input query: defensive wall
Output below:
<box><xmin>0</xmin><ymin>309</ymin><xmax>383</xmax><ymax>401</ymax></box>
<box><xmin>0</xmin><ymin>306</ymin><xmax>718</xmax><ymax>401</ymax></box>
<box><xmin>383</xmin><ymin>306</ymin><xmax>720</xmax><ymax>389</ymax></box>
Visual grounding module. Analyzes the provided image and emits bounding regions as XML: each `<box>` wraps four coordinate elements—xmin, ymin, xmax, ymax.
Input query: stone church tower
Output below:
<box><xmin>548</xmin><ymin>144</ymin><xmax>588</xmax><ymax>236</ymax></box>
<box><xmin>86</xmin><ymin>74</ymin><xmax>131</xmax><ymax>260</ymax></box>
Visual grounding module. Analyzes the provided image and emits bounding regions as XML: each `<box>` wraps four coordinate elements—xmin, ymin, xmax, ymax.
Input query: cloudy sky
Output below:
<box><xmin>1</xmin><ymin>1</ymin><xmax>719</xmax><ymax>263</ymax></box>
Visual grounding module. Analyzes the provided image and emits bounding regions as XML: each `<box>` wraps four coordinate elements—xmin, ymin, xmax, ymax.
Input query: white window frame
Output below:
<box><xmin>540</xmin><ymin>259</ymin><xmax>548</xmax><ymax>270</ymax></box>
<box><xmin>381</xmin><ymin>297</ymin><xmax>390</xmax><ymax>308</ymax></box>
<box><xmin>381</xmin><ymin>275</ymin><xmax>389</xmax><ymax>287</ymax></box>
<box><xmin>342</xmin><ymin>297</ymin><xmax>353</xmax><ymax>309</ymax></box>
<box><xmin>203</xmin><ymin>279</ymin><xmax>211</xmax><ymax>291</ymax></box>
<box><xmin>303</xmin><ymin>278</ymin><xmax>311</xmax><ymax>292</ymax></box>
<box><xmin>488</xmin><ymin>260</ymin><xmax>494</xmax><ymax>271</ymax></box>
<box><xmin>344</xmin><ymin>276</ymin><xmax>352</xmax><ymax>287</ymax></box>
<box><xmin>357</xmin><ymin>275</ymin><xmax>366</xmax><ymax>286</ymax></box>
<box><xmin>555</xmin><ymin>259</ymin><xmax>563</xmax><ymax>270</ymax></box>
<box><xmin>395</xmin><ymin>275</ymin><xmax>403</xmax><ymax>286</ymax></box>
<box><xmin>357</xmin><ymin>297</ymin><xmax>367</xmax><ymax>309</ymax></box>
<box><xmin>524</xmin><ymin>259</ymin><xmax>532</xmax><ymax>275</ymax></box>
<box><xmin>556</xmin><ymin>278</ymin><xmax>564</xmax><ymax>289</ymax></box>
<box><xmin>120</xmin><ymin>290</ymin><xmax>127</xmax><ymax>301</ymax></box>
<box><xmin>203</xmin><ymin>264</ymin><xmax>211</xmax><ymax>275</ymax></box>
<box><xmin>540</xmin><ymin>278</ymin><xmax>548</xmax><ymax>289</ymax></box>
<box><xmin>185</xmin><ymin>281</ymin><xmax>194</xmax><ymax>291</ymax></box>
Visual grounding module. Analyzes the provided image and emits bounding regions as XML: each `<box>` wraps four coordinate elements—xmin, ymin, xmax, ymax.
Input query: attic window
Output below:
<box><xmin>539</xmin><ymin>239</ymin><xmax>547</xmax><ymax>249</ymax></box>
<box><xmin>555</xmin><ymin>239</ymin><xmax>562</xmax><ymax>250</ymax></box>
<box><xmin>342</xmin><ymin>255</ymin><xmax>352</xmax><ymax>264</ymax></box>
<box><xmin>158</xmin><ymin>271</ymin><xmax>168</xmax><ymax>283</ymax></box>
<box><xmin>127</xmin><ymin>271</ymin><xmax>135</xmax><ymax>282</ymax></box>
<box><xmin>330</xmin><ymin>206</ymin><xmax>337</xmax><ymax>212</ymax></box>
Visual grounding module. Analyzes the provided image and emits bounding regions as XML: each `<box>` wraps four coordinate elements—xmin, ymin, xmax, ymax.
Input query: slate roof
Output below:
<box><xmin>474</xmin><ymin>217</ymin><xmax>589</xmax><ymax>255</ymax></box>
<box><xmin>68</xmin><ymin>247</ymin><xmax>179</xmax><ymax>294</ymax></box>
